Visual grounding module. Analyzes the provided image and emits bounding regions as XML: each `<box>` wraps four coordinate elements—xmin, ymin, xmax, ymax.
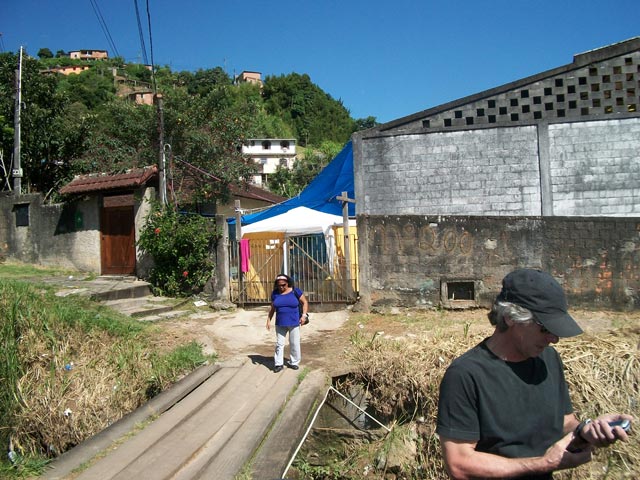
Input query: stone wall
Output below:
<box><xmin>357</xmin><ymin>215</ymin><xmax>640</xmax><ymax>310</ymax></box>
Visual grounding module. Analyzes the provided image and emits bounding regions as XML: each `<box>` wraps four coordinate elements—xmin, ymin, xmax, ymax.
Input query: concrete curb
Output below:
<box><xmin>250</xmin><ymin>369</ymin><xmax>329</xmax><ymax>479</ymax></box>
<box><xmin>40</xmin><ymin>362</ymin><xmax>221</xmax><ymax>480</ymax></box>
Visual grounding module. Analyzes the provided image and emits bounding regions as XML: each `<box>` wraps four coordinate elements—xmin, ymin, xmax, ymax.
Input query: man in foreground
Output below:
<box><xmin>436</xmin><ymin>268</ymin><xmax>633</xmax><ymax>479</ymax></box>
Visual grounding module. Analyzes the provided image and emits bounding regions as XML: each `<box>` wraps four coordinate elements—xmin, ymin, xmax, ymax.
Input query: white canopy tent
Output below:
<box><xmin>241</xmin><ymin>206</ymin><xmax>345</xmax><ymax>236</ymax></box>
<box><xmin>241</xmin><ymin>206</ymin><xmax>356</xmax><ymax>277</ymax></box>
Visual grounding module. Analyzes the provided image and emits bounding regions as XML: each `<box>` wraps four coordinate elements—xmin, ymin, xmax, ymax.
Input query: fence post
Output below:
<box><xmin>235</xmin><ymin>200</ymin><xmax>244</xmax><ymax>307</ymax></box>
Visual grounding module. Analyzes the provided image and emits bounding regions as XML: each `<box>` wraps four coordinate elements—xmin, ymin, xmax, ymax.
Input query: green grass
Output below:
<box><xmin>0</xmin><ymin>260</ymin><xmax>86</xmax><ymax>279</ymax></box>
<box><xmin>0</xmin><ymin>278</ymin><xmax>212</xmax><ymax>479</ymax></box>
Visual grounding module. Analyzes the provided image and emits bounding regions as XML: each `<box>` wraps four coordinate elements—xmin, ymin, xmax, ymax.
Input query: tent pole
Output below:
<box><xmin>283</xmin><ymin>236</ymin><xmax>289</xmax><ymax>276</ymax></box>
<box><xmin>336</xmin><ymin>191</ymin><xmax>356</xmax><ymax>297</ymax></box>
<box><xmin>235</xmin><ymin>200</ymin><xmax>244</xmax><ymax>307</ymax></box>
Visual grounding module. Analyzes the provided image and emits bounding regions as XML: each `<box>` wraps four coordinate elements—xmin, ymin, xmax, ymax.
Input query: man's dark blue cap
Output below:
<box><xmin>496</xmin><ymin>269</ymin><xmax>583</xmax><ymax>338</ymax></box>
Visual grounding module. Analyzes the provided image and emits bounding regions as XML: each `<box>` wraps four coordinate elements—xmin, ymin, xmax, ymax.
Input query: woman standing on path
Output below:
<box><xmin>266</xmin><ymin>274</ymin><xmax>309</xmax><ymax>372</ymax></box>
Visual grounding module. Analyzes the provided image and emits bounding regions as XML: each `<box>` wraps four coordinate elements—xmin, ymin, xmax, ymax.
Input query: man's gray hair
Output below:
<box><xmin>488</xmin><ymin>301</ymin><xmax>534</xmax><ymax>332</ymax></box>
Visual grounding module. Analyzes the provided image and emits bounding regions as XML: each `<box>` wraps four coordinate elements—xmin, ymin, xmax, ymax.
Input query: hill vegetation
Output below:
<box><xmin>0</xmin><ymin>50</ymin><xmax>377</xmax><ymax>203</ymax></box>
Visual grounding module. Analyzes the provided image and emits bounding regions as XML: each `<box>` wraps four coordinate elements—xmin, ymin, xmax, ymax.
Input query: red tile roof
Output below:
<box><xmin>60</xmin><ymin>166</ymin><xmax>158</xmax><ymax>195</ymax></box>
<box><xmin>230</xmin><ymin>182</ymin><xmax>286</xmax><ymax>203</ymax></box>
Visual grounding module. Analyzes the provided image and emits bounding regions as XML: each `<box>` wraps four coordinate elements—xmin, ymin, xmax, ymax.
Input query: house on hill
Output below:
<box><xmin>242</xmin><ymin>139</ymin><xmax>297</xmax><ymax>187</ymax></box>
<box><xmin>235</xmin><ymin>71</ymin><xmax>263</xmax><ymax>87</ymax></box>
<box><xmin>352</xmin><ymin>37</ymin><xmax>640</xmax><ymax>311</ymax></box>
<box><xmin>69</xmin><ymin>49</ymin><xmax>108</xmax><ymax>60</ymax></box>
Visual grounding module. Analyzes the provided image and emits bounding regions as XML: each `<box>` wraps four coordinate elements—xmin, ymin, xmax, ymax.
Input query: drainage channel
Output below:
<box><xmin>282</xmin><ymin>376</ymin><xmax>391</xmax><ymax>479</ymax></box>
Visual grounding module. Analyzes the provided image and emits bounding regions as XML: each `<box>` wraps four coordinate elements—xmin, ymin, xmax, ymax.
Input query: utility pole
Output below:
<box><xmin>235</xmin><ymin>200</ymin><xmax>244</xmax><ymax>307</ymax></box>
<box><xmin>12</xmin><ymin>46</ymin><xmax>23</xmax><ymax>194</ymax></box>
<box><xmin>155</xmin><ymin>93</ymin><xmax>167</xmax><ymax>205</ymax></box>
<box><xmin>336</xmin><ymin>191</ymin><xmax>356</xmax><ymax>297</ymax></box>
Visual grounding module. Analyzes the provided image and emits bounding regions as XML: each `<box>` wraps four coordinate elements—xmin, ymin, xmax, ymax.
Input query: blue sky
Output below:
<box><xmin>1</xmin><ymin>0</ymin><xmax>638</xmax><ymax>124</ymax></box>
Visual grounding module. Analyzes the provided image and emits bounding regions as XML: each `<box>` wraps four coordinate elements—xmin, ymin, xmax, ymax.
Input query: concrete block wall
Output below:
<box><xmin>351</xmin><ymin>39</ymin><xmax>640</xmax><ymax>311</ymax></box>
<box><xmin>356</xmin><ymin>117</ymin><xmax>639</xmax><ymax>218</ymax></box>
<box><xmin>549</xmin><ymin>118</ymin><xmax>640</xmax><ymax>216</ymax></box>
<box><xmin>357</xmin><ymin>215</ymin><xmax>640</xmax><ymax>311</ymax></box>
<box><xmin>359</xmin><ymin>128</ymin><xmax>542</xmax><ymax>216</ymax></box>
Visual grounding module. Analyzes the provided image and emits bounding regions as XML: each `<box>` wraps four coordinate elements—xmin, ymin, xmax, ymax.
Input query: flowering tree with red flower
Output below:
<box><xmin>138</xmin><ymin>204</ymin><xmax>218</xmax><ymax>296</ymax></box>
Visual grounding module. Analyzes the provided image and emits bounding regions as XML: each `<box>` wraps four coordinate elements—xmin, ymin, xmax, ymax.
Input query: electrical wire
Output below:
<box><xmin>88</xmin><ymin>0</ymin><xmax>120</xmax><ymax>58</ymax></box>
<box><xmin>133</xmin><ymin>0</ymin><xmax>149</xmax><ymax>65</ymax></box>
<box><xmin>146</xmin><ymin>0</ymin><xmax>157</xmax><ymax>93</ymax></box>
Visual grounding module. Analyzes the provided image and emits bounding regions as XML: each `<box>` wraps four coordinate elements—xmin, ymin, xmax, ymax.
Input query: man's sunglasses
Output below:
<box><xmin>532</xmin><ymin>316</ymin><xmax>551</xmax><ymax>334</ymax></box>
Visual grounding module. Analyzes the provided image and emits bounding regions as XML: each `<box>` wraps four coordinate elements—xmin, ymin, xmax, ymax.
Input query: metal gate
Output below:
<box><xmin>229</xmin><ymin>233</ymin><xmax>358</xmax><ymax>305</ymax></box>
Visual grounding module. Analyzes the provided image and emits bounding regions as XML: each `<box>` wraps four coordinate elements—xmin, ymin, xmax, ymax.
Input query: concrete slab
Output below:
<box><xmin>251</xmin><ymin>369</ymin><xmax>329</xmax><ymax>479</ymax></box>
<box><xmin>67</xmin><ymin>356</ymin><xmax>305</xmax><ymax>480</ymax></box>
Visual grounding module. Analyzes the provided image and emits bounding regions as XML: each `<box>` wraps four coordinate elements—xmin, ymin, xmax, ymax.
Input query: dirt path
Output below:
<box><xmin>155</xmin><ymin>304</ymin><xmax>640</xmax><ymax>378</ymax></box>
<box><xmin>157</xmin><ymin>306</ymin><xmax>356</xmax><ymax>374</ymax></box>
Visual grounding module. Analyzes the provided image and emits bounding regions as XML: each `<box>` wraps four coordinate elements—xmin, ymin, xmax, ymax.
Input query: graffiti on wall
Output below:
<box><xmin>364</xmin><ymin>216</ymin><xmax>640</xmax><ymax>309</ymax></box>
<box><xmin>372</xmin><ymin>221</ymin><xmax>476</xmax><ymax>257</ymax></box>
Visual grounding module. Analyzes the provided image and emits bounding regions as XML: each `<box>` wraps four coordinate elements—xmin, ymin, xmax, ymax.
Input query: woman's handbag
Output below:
<box><xmin>294</xmin><ymin>289</ymin><xmax>310</xmax><ymax>325</ymax></box>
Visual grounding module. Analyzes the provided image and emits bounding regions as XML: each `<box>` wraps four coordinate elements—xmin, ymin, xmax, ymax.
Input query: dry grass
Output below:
<box><xmin>341</xmin><ymin>314</ymin><xmax>640</xmax><ymax>479</ymax></box>
<box><xmin>15</xmin><ymin>328</ymin><xmax>154</xmax><ymax>457</ymax></box>
<box><xmin>1</xmin><ymin>278</ymin><xmax>209</xmax><ymax>475</ymax></box>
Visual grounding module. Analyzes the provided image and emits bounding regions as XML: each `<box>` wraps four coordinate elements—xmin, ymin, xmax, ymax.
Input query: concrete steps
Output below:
<box><xmin>44</xmin><ymin>357</ymin><xmax>327</xmax><ymax>480</ymax></box>
<box><xmin>50</xmin><ymin>275</ymin><xmax>191</xmax><ymax>320</ymax></box>
<box><xmin>102</xmin><ymin>296</ymin><xmax>190</xmax><ymax>319</ymax></box>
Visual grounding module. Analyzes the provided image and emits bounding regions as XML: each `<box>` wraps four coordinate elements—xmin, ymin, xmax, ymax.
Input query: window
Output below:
<box><xmin>280</xmin><ymin>140</ymin><xmax>290</xmax><ymax>149</ymax></box>
<box><xmin>14</xmin><ymin>204</ymin><xmax>29</xmax><ymax>227</ymax></box>
<box><xmin>279</xmin><ymin>158</ymin><xmax>288</xmax><ymax>167</ymax></box>
<box><xmin>445</xmin><ymin>281</ymin><xmax>475</xmax><ymax>301</ymax></box>
<box><xmin>261</xmin><ymin>141</ymin><xmax>271</xmax><ymax>150</ymax></box>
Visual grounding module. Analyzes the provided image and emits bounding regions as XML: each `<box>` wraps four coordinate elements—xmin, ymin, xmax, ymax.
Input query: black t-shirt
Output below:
<box><xmin>437</xmin><ymin>339</ymin><xmax>573</xmax><ymax>478</ymax></box>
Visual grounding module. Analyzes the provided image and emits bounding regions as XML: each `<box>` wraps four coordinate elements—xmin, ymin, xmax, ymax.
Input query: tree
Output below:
<box><xmin>56</xmin><ymin>67</ymin><xmax>116</xmax><ymax>109</ymax></box>
<box><xmin>262</xmin><ymin>73</ymin><xmax>355</xmax><ymax>146</ymax></box>
<box><xmin>55</xmin><ymin>50</ymin><xmax>66</xmax><ymax>58</ymax></box>
<box><xmin>267</xmin><ymin>141</ymin><xmax>344</xmax><ymax>197</ymax></box>
<box><xmin>161</xmin><ymin>85</ymin><xmax>257</xmax><ymax>207</ymax></box>
<box><xmin>74</xmin><ymin>98</ymin><xmax>156</xmax><ymax>174</ymax></box>
<box><xmin>0</xmin><ymin>52</ymin><xmax>73</xmax><ymax>195</ymax></box>
<box><xmin>355</xmin><ymin>116</ymin><xmax>379</xmax><ymax>131</ymax></box>
<box><xmin>0</xmin><ymin>51</ymin><xmax>373</xmax><ymax>201</ymax></box>
<box><xmin>37</xmin><ymin>48</ymin><xmax>53</xmax><ymax>59</ymax></box>
<box><xmin>181</xmin><ymin>67</ymin><xmax>232</xmax><ymax>96</ymax></box>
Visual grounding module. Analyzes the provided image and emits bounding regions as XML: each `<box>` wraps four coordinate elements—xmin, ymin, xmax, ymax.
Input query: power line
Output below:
<box><xmin>88</xmin><ymin>0</ymin><xmax>120</xmax><ymax>58</ymax></box>
<box><xmin>146</xmin><ymin>0</ymin><xmax>156</xmax><ymax>92</ymax></box>
<box><xmin>133</xmin><ymin>0</ymin><xmax>149</xmax><ymax>65</ymax></box>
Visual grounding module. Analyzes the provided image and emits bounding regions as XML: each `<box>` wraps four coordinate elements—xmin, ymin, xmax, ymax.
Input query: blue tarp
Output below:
<box><xmin>230</xmin><ymin>141</ymin><xmax>355</xmax><ymax>226</ymax></box>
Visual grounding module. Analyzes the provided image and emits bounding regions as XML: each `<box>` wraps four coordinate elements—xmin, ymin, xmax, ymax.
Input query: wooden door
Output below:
<box><xmin>101</xmin><ymin>206</ymin><xmax>136</xmax><ymax>275</ymax></box>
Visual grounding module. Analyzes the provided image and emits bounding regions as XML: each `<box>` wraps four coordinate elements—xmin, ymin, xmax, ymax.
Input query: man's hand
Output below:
<box><xmin>441</xmin><ymin>433</ymin><xmax>592</xmax><ymax>479</ymax></box>
<box><xmin>579</xmin><ymin>415</ymin><xmax>633</xmax><ymax>448</ymax></box>
<box><xmin>544</xmin><ymin>431</ymin><xmax>593</xmax><ymax>471</ymax></box>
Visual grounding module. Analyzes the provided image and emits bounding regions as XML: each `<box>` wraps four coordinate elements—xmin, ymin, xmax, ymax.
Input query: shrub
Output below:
<box><xmin>138</xmin><ymin>205</ymin><xmax>218</xmax><ymax>297</ymax></box>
